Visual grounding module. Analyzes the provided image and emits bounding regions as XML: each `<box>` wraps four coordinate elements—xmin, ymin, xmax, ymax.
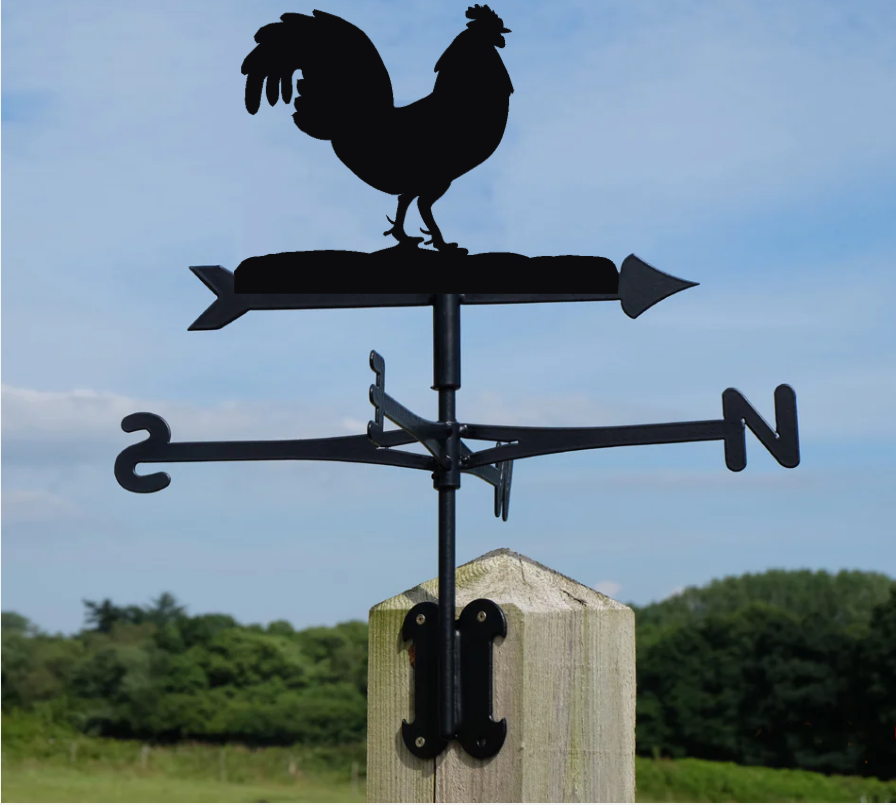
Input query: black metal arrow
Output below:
<box><xmin>187</xmin><ymin>254</ymin><xmax>697</xmax><ymax>330</ymax></box>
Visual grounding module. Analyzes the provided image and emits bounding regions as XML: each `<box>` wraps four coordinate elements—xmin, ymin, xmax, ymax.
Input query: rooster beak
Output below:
<box><xmin>501</xmin><ymin>27</ymin><xmax>511</xmax><ymax>33</ymax></box>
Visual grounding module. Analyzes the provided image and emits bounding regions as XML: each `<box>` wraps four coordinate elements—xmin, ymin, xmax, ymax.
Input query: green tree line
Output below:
<box><xmin>632</xmin><ymin>569</ymin><xmax>896</xmax><ymax>781</ymax></box>
<box><xmin>2</xmin><ymin>570</ymin><xmax>894</xmax><ymax>780</ymax></box>
<box><xmin>2</xmin><ymin>595</ymin><xmax>366</xmax><ymax>747</ymax></box>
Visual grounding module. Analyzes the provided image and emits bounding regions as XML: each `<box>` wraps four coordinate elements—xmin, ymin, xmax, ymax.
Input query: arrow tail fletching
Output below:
<box><xmin>188</xmin><ymin>266</ymin><xmax>250</xmax><ymax>330</ymax></box>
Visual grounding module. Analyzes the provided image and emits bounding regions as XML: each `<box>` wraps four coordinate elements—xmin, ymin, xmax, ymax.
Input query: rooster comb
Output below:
<box><xmin>465</xmin><ymin>4</ymin><xmax>506</xmax><ymax>28</ymax></box>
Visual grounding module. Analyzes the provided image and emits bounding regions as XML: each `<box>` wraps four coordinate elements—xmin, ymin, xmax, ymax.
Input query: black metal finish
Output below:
<box><xmin>401</xmin><ymin>602</ymin><xmax>449</xmax><ymax>760</ymax></box>
<box><xmin>116</xmin><ymin>254</ymin><xmax>800</xmax><ymax>761</ymax></box>
<box><xmin>368</xmin><ymin>350</ymin><xmax>451</xmax><ymax>467</ymax></box>
<box><xmin>188</xmin><ymin>255</ymin><xmax>697</xmax><ymax>330</ymax></box>
<box><xmin>114</xmin><ymin>408</ymin><xmax>518</xmax><ymax>497</ymax></box>
<box><xmin>456</xmin><ymin>599</ymin><xmax>507</xmax><ymax>759</ymax></box>
<box><xmin>437</xmin><ymin>487</ymin><xmax>459</xmax><ymax>741</ymax></box>
<box><xmin>433</xmin><ymin>293</ymin><xmax>461</xmax><ymax>391</ymax></box>
<box><xmin>114</xmin><ymin>412</ymin><xmax>437</xmax><ymax>494</ymax></box>
<box><xmin>401</xmin><ymin>598</ymin><xmax>507</xmax><ymax>760</ymax></box>
<box><xmin>433</xmin><ymin>294</ymin><xmax>462</xmax><ymax>742</ymax></box>
<box><xmin>459</xmin><ymin>385</ymin><xmax>800</xmax><ymax>471</ymax></box>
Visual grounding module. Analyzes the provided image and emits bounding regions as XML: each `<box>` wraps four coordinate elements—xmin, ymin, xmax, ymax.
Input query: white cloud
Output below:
<box><xmin>5</xmin><ymin>360</ymin><xmax>892</xmax><ymax>487</ymax></box>
<box><xmin>341</xmin><ymin>417</ymin><xmax>368</xmax><ymax>433</ymax></box>
<box><xmin>1</xmin><ymin>490</ymin><xmax>81</xmax><ymax>524</ymax></box>
<box><xmin>0</xmin><ymin>385</ymin><xmax>359</xmax><ymax>469</ymax></box>
<box><xmin>593</xmin><ymin>579</ymin><xmax>623</xmax><ymax>598</ymax></box>
<box><xmin>0</xmin><ymin>383</ymin><xmax>699</xmax><ymax>484</ymax></box>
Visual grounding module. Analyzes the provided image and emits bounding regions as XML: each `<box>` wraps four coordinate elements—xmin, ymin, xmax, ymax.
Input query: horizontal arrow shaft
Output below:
<box><xmin>461</xmin><ymin>419</ymin><xmax>732</xmax><ymax>467</ymax></box>
<box><xmin>115</xmin><ymin>412</ymin><xmax>513</xmax><ymax>498</ymax></box>
<box><xmin>461</xmin><ymin>385</ymin><xmax>799</xmax><ymax>472</ymax></box>
<box><xmin>188</xmin><ymin>255</ymin><xmax>697</xmax><ymax>329</ymax></box>
<box><xmin>115</xmin><ymin>413</ymin><xmax>436</xmax><ymax>493</ymax></box>
<box><xmin>463</xmin><ymin>293</ymin><xmax>618</xmax><ymax>304</ymax></box>
<box><xmin>228</xmin><ymin>292</ymin><xmax>433</xmax><ymax>310</ymax></box>
<box><xmin>143</xmin><ymin>435</ymin><xmax>432</xmax><ymax>467</ymax></box>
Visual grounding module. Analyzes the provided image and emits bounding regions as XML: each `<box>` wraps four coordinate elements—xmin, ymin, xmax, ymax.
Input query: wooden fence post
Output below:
<box><xmin>367</xmin><ymin>548</ymin><xmax>636</xmax><ymax>802</ymax></box>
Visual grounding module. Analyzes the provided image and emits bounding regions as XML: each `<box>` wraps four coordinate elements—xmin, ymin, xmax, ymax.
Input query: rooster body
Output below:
<box><xmin>242</xmin><ymin>5</ymin><xmax>513</xmax><ymax>254</ymax></box>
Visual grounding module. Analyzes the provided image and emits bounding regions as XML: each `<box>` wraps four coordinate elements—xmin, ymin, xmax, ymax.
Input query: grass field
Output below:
<box><xmin>3</xmin><ymin>723</ymin><xmax>895</xmax><ymax>803</ymax></box>
<box><xmin>2</xmin><ymin>765</ymin><xmax>363</xmax><ymax>803</ymax></box>
<box><xmin>635</xmin><ymin>757</ymin><xmax>896</xmax><ymax>803</ymax></box>
<box><xmin>4</xmin><ymin>756</ymin><xmax>896</xmax><ymax>802</ymax></box>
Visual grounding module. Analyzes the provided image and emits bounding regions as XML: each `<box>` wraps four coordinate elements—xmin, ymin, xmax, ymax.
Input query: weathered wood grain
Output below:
<box><xmin>367</xmin><ymin>548</ymin><xmax>636</xmax><ymax>802</ymax></box>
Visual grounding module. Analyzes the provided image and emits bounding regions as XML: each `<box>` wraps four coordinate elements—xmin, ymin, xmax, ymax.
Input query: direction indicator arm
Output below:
<box><xmin>115</xmin><ymin>411</ymin><xmax>514</xmax><ymax>504</ymax></box>
<box><xmin>115</xmin><ymin>412</ymin><xmax>436</xmax><ymax>494</ymax></box>
<box><xmin>366</xmin><ymin>350</ymin><xmax>513</xmax><ymax>516</ymax></box>
<box><xmin>460</xmin><ymin>420</ymin><xmax>729</xmax><ymax>466</ymax></box>
<box><xmin>721</xmin><ymin>384</ymin><xmax>799</xmax><ymax>471</ymax></box>
<box><xmin>188</xmin><ymin>255</ymin><xmax>698</xmax><ymax>330</ymax></box>
<box><xmin>460</xmin><ymin>385</ymin><xmax>799</xmax><ymax>472</ymax></box>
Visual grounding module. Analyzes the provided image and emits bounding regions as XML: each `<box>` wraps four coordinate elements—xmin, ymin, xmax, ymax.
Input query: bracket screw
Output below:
<box><xmin>415</xmin><ymin>736</ymin><xmax>426</xmax><ymax>748</ymax></box>
<box><xmin>477</xmin><ymin>610</ymin><xmax>487</xmax><ymax>623</ymax></box>
<box><xmin>416</xmin><ymin>614</ymin><xmax>426</xmax><ymax>625</ymax></box>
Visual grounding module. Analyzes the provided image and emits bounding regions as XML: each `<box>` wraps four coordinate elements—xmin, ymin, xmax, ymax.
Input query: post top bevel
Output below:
<box><xmin>370</xmin><ymin>547</ymin><xmax>631</xmax><ymax>615</ymax></box>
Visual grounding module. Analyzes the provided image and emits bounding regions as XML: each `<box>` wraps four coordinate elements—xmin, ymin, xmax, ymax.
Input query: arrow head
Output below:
<box><xmin>618</xmin><ymin>255</ymin><xmax>698</xmax><ymax>319</ymax></box>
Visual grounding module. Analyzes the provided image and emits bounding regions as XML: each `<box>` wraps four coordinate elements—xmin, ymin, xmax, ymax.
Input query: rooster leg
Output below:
<box><xmin>383</xmin><ymin>194</ymin><xmax>424</xmax><ymax>247</ymax></box>
<box><xmin>418</xmin><ymin>184</ymin><xmax>468</xmax><ymax>255</ymax></box>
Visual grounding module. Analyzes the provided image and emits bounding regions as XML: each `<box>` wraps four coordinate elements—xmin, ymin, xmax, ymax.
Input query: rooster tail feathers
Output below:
<box><xmin>244</xmin><ymin>73</ymin><xmax>264</xmax><ymax>115</ymax></box>
<box><xmin>242</xmin><ymin>10</ymin><xmax>394</xmax><ymax>136</ymax></box>
<box><xmin>241</xmin><ymin>14</ymin><xmax>309</xmax><ymax>114</ymax></box>
<box><xmin>280</xmin><ymin>71</ymin><xmax>293</xmax><ymax>104</ymax></box>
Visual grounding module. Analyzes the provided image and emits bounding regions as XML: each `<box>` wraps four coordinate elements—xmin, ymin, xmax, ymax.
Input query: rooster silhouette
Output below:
<box><xmin>242</xmin><ymin>5</ymin><xmax>513</xmax><ymax>255</ymax></box>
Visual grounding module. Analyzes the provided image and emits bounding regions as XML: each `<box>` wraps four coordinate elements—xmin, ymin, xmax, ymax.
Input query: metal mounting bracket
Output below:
<box><xmin>401</xmin><ymin>598</ymin><xmax>507</xmax><ymax>760</ymax></box>
<box><xmin>367</xmin><ymin>350</ymin><xmax>514</xmax><ymax>519</ymax></box>
<box><xmin>368</xmin><ymin>350</ymin><xmax>451</xmax><ymax>467</ymax></box>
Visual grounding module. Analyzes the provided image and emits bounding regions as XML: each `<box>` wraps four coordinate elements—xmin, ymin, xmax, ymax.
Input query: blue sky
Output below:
<box><xmin>2</xmin><ymin>0</ymin><xmax>895</xmax><ymax>636</ymax></box>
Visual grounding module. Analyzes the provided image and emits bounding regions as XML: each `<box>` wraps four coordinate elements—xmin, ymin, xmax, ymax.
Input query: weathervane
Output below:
<box><xmin>114</xmin><ymin>5</ymin><xmax>800</xmax><ymax>762</ymax></box>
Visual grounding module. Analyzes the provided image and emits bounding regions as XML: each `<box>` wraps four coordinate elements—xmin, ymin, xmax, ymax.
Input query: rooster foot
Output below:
<box><xmin>420</xmin><ymin>228</ymin><xmax>469</xmax><ymax>256</ymax></box>
<box><xmin>384</xmin><ymin>216</ymin><xmax>424</xmax><ymax>247</ymax></box>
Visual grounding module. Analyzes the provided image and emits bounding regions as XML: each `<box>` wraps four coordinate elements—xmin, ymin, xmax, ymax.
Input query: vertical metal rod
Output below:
<box><xmin>433</xmin><ymin>293</ymin><xmax>461</xmax><ymax>741</ymax></box>
<box><xmin>437</xmin><ymin>486</ymin><xmax>457</xmax><ymax>740</ymax></box>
